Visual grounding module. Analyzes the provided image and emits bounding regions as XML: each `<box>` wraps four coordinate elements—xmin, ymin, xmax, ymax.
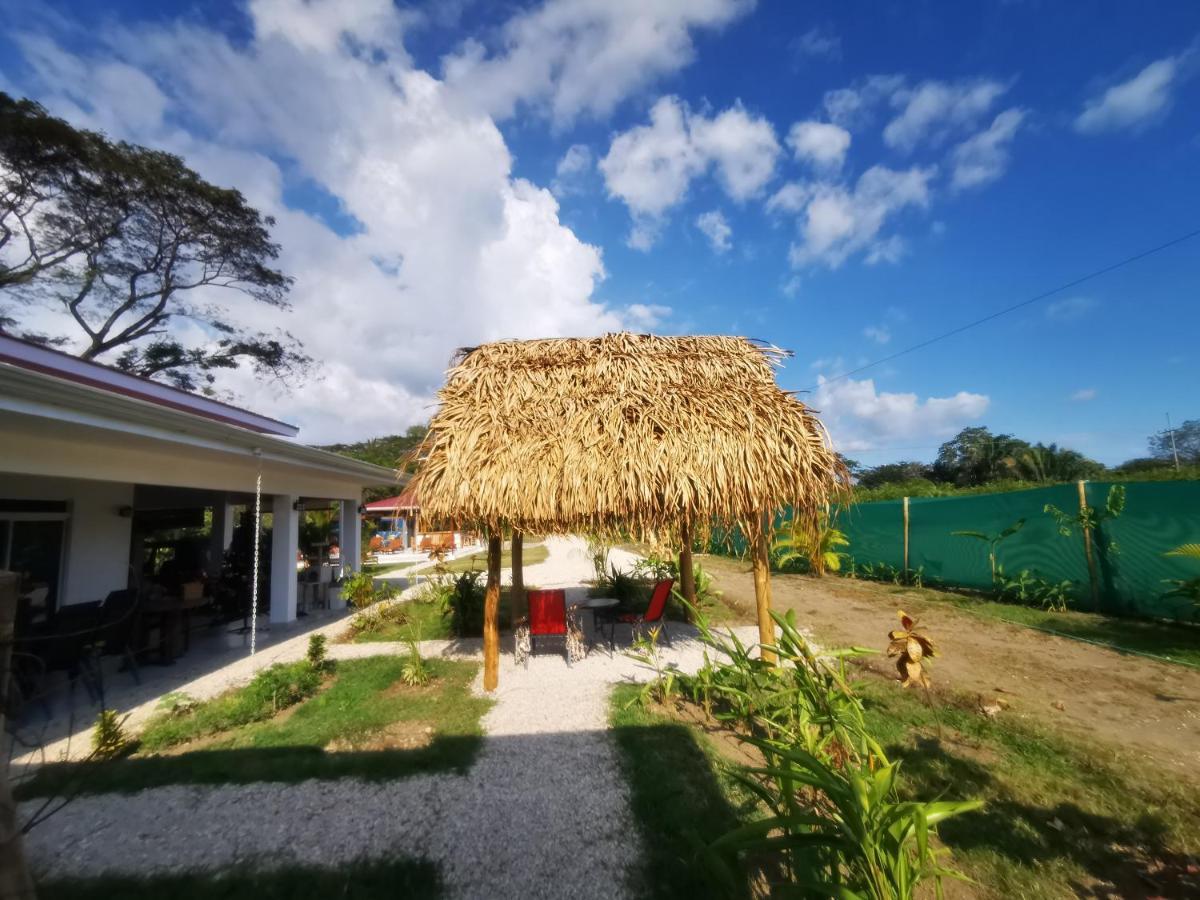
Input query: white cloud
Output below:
<box><xmin>766</xmin><ymin>181</ymin><xmax>812</xmax><ymax>215</ymax></box>
<box><xmin>441</xmin><ymin>0</ymin><xmax>754</xmax><ymax>125</ymax></box>
<box><xmin>822</xmin><ymin>74</ymin><xmax>905</xmax><ymax>129</ymax></box>
<box><xmin>865</xmin><ymin>235</ymin><xmax>906</xmax><ymax>265</ymax></box>
<box><xmin>1070</xmin><ymin>388</ymin><xmax>1098</xmax><ymax>402</ymax></box>
<box><xmin>814</xmin><ymin>374</ymin><xmax>990</xmax><ymax>453</ymax></box>
<box><xmin>883</xmin><ymin>78</ymin><xmax>1009</xmax><ymax>152</ymax></box>
<box><xmin>600</xmin><ymin>95</ymin><xmax>779</xmax><ymax>248</ymax></box>
<box><xmin>786</xmin><ymin>120</ymin><xmax>850</xmax><ymax>171</ymax></box>
<box><xmin>5</xmin><ymin>1</ymin><xmax>674</xmax><ymax>443</ymax></box>
<box><xmin>551</xmin><ymin>142</ymin><xmax>593</xmax><ymax>196</ymax></box>
<box><xmin>787</xmin><ymin>165</ymin><xmax>935</xmax><ymax>268</ymax></box>
<box><xmin>951</xmin><ymin>107</ymin><xmax>1025</xmax><ymax>189</ymax></box>
<box><xmin>1075</xmin><ymin>56</ymin><xmax>1180</xmax><ymax>134</ymax></box>
<box><xmin>695</xmin><ymin>210</ymin><xmax>732</xmax><ymax>253</ymax></box>
<box><xmin>1045</xmin><ymin>296</ymin><xmax>1096</xmax><ymax>320</ymax></box>
<box><xmin>790</xmin><ymin>26</ymin><xmax>841</xmax><ymax>62</ymax></box>
<box><xmin>863</xmin><ymin>325</ymin><xmax>891</xmax><ymax>344</ymax></box>
<box><xmin>623</xmin><ymin>302</ymin><xmax>672</xmax><ymax>331</ymax></box>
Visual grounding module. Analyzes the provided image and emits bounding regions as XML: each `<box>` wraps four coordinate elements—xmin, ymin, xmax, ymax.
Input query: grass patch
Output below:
<box><xmin>855</xmin><ymin>672</ymin><xmax>1200</xmax><ymax>898</ymax></box>
<box><xmin>349</xmin><ymin>589</ymin><xmax>517</xmax><ymax>643</ymax></box>
<box><xmin>609</xmin><ymin>684</ymin><xmax>755</xmax><ymax>899</ymax></box>
<box><xmin>37</xmin><ymin>857</ymin><xmax>441</xmax><ymax>899</ymax></box>
<box><xmin>18</xmin><ymin>657</ymin><xmax>491</xmax><ymax>797</ymax></box>
<box><xmin>139</xmin><ymin>661</ymin><xmax>322</xmax><ymax>751</ymax></box>
<box><xmin>437</xmin><ymin>542</ymin><xmax>548</xmax><ymax>574</ymax></box>
<box><xmin>362</xmin><ymin>560</ymin><xmax>419</xmax><ymax>576</ymax></box>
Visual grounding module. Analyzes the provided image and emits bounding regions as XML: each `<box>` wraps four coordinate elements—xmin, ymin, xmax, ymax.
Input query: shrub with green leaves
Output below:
<box><xmin>683</xmin><ymin>610</ymin><xmax>980</xmax><ymax>899</ymax></box>
<box><xmin>140</xmin><ymin>661</ymin><xmax>322</xmax><ymax>751</ymax></box>
<box><xmin>92</xmin><ymin>709</ymin><xmax>131</xmax><ymax>760</ymax></box>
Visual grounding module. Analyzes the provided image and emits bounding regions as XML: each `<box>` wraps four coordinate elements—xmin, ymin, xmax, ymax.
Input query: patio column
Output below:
<box><xmin>207</xmin><ymin>496</ymin><xmax>236</xmax><ymax>580</ymax></box>
<box><xmin>340</xmin><ymin>499</ymin><xmax>362</xmax><ymax>573</ymax></box>
<box><xmin>270</xmin><ymin>493</ymin><xmax>299</xmax><ymax>624</ymax></box>
<box><xmin>752</xmin><ymin>510</ymin><xmax>777</xmax><ymax>664</ymax></box>
<box><xmin>483</xmin><ymin>530</ymin><xmax>502</xmax><ymax>692</ymax></box>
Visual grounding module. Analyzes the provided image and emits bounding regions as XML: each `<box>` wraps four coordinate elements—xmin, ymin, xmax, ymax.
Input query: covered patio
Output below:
<box><xmin>411</xmin><ymin>332</ymin><xmax>848</xmax><ymax>690</ymax></box>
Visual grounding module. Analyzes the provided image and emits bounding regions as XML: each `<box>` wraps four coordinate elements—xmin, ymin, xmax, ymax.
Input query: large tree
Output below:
<box><xmin>1150</xmin><ymin>419</ymin><xmax>1200</xmax><ymax>464</ymax></box>
<box><xmin>0</xmin><ymin>92</ymin><xmax>308</xmax><ymax>392</ymax></box>
<box><xmin>931</xmin><ymin>426</ymin><xmax>1031</xmax><ymax>486</ymax></box>
<box><xmin>857</xmin><ymin>460</ymin><xmax>932</xmax><ymax>489</ymax></box>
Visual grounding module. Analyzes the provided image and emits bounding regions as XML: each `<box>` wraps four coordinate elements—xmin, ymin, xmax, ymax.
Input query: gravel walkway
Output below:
<box><xmin>20</xmin><ymin>536</ymin><xmax>760</xmax><ymax>899</ymax></box>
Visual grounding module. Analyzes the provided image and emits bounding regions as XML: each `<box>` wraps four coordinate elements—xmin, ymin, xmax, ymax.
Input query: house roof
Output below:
<box><xmin>363</xmin><ymin>487</ymin><xmax>419</xmax><ymax>512</ymax></box>
<box><xmin>0</xmin><ymin>333</ymin><xmax>298</xmax><ymax>436</ymax></box>
<box><xmin>0</xmin><ymin>333</ymin><xmax>398</xmax><ymax>487</ymax></box>
<box><xmin>410</xmin><ymin>332</ymin><xmax>847</xmax><ymax>538</ymax></box>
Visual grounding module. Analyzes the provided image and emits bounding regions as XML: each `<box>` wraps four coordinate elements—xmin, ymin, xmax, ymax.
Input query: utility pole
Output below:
<box><xmin>1166</xmin><ymin>413</ymin><xmax>1181</xmax><ymax>471</ymax></box>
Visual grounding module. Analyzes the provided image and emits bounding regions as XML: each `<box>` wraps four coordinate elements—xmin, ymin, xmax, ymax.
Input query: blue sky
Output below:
<box><xmin>2</xmin><ymin>1</ymin><xmax>1197</xmax><ymax>462</ymax></box>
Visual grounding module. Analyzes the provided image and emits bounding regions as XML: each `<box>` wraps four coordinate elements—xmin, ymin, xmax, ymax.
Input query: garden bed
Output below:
<box><xmin>18</xmin><ymin>656</ymin><xmax>492</xmax><ymax>798</ymax></box>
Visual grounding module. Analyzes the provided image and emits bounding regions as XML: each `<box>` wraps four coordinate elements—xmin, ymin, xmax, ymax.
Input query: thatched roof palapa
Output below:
<box><xmin>410</xmin><ymin>332</ymin><xmax>848</xmax><ymax>539</ymax></box>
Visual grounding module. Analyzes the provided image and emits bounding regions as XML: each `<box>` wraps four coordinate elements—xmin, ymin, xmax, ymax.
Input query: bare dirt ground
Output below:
<box><xmin>702</xmin><ymin>555</ymin><xmax>1200</xmax><ymax>786</ymax></box>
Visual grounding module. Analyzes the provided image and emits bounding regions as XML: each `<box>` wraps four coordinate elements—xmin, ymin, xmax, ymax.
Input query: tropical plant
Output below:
<box><xmin>91</xmin><ymin>709</ymin><xmax>132</xmax><ymax>760</ymax></box>
<box><xmin>886</xmin><ymin>610</ymin><xmax>936</xmax><ymax>689</ymax></box>
<box><xmin>443</xmin><ymin>570</ymin><xmax>486</xmax><ymax>636</ymax></box>
<box><xmin>399</xmin><ymin>634</ymin><xmax>431</xmax><ymax>686</ymax></box>
<box><xmin>686</xmin><ymin>609</ymin><xmax>979</xmax><ymax>899</ymax></box>
<box><xmin>340</xmin><ymin>570</ymin><xmax>380</xmax><ymax>609</ymax></box>
<box><xmin>585</xmin><ymin>535</ymin><xmax>611</xmax><ymax>581</ymax></box>
<box><xmin>625</xmin><ymin>626</ymin><xmax>679</xmax><ymax>707</ymax></box>
<box><xmin>773</xmin><ymin>514</ymin><xmax>850</xmax><ymax>576</ymax></box>
<box><xmin>306</xmin><ymin>633</ymin><xmax>331</xmax><ymax>672</ymax></box>
<box><xmin>951</xmin><ymin>518</ymin><xmax>1025</xmax><ymax>583</ymax></box>
<box><xmin>994</xmin><ymin>569</ymin><xmax>1076</xmax><ymax>611</ymax></box>
<box><xmin>1163</xmin><ymin>543</ymin><xmax>1200</xmax><ymax>612</ymax></box>
<box><xmin>594</xmin><ymin>563</ymin><xmax>643</xmax><ymax>606</ymax></box>
<box><xmin>1045</xmin><ymin>484</ymin><xmax>1126</xmax><ymax>554</ymax></box>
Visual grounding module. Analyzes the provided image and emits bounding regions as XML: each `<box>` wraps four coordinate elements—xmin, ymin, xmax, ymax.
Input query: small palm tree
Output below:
<box><xmin>773</xmin><ymin>514</ymin><xmax>849</xmax><ymax>577</ymax></box>
<box><xmin>952</xmin><ymin>518</ymin><xmax>1025</xmax><ymax>583</ymax></box>
<box><xmin>1164</xmin><ymin>543</ymin><xmax>1200</xmax><ymax>611</ymax></box>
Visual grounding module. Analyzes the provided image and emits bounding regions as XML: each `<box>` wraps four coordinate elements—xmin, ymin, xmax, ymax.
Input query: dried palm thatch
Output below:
<box><xmin>410</xmin><ymin>332</ymin><xmax>848</xmax><ymax>539</ymax></box>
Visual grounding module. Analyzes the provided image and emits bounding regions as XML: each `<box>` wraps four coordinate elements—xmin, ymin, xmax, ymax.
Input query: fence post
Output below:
<box><xmin>1077</xmin><ymin>480</ymin><xmax>1100</xmax><ymax>607</ymax></box>
<box><xmin>902</xmin><ymin>496</ymin><xmax>910</xmax><ymax>577</ymax></box>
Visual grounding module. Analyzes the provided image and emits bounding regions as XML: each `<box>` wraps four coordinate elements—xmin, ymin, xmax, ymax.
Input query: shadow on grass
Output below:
<box><xmin>610</xmin><ymin>686</ymin><xmax>753</xmax><ymax>900</ymax></box>
<box><xmin>888</xmin><ymin>735</ymin><xmax>1200</xmax><ymax>898</ymax></box>
<box><xmin>37</xmin><ymin>856</ymin><xmax>442</xmax><ymax>900</ymax></box>
<box><xmin>15</xmin><ymin>734</ymin><xmax>484</xmax><ymax>799</ymax></box>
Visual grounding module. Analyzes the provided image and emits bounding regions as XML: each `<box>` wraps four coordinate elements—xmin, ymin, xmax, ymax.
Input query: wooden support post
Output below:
<box><xmin>483</xmin><ymin>532</ymin><xmax>502</xmax><ymax>692</ymax></box>
<box><xmin>511</xmin><ymin>530</ymin><xmax>526</xmax><ymax>623</ymax></box>
<box><xmin>902</xmin><ymin>496</ymin><xmax>910</xmax><ymax>577</ymax></box>
<box><xmin>751</xmin><ymin>512</ymin><xmax>777</xmax><ymax>664</ymax></box>
<box><xmin>1077</xmin><ymin>480</ymin><xmax>1100</xmax><ymax>607</ymax></box>
<box><xmin>0</xmin><ymin>571</ymin><xmax>36</xmax><ymax>899</ymax></box>
<box><xmin>679</xmin><ymin>518</ymin><xmax>697</xmax><ymax>613</ymax></box>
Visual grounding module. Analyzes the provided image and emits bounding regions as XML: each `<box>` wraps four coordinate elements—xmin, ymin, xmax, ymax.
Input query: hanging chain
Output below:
<box><xmin>250</xmin><ymin>450</ymin><xmax>262</xmax><ymax>656</ymax></box>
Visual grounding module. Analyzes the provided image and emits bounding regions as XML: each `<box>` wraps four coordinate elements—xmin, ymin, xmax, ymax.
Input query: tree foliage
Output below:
<box><xmin>0</xmin><ymin>92</ymin><xmax>308</xmax><ymax>391</ymax></box>
<box><xmin>1149</xmin><ymin>419</ymin><xmax>1200</xmax><ymax>464</ymax></box>
<box><xmin>318</xmin><ymin>425</ymin><xmax>428</xmax><ymax>502</ymax></box>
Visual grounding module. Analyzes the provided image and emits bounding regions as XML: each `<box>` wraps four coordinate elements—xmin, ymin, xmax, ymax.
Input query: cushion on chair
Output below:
<box><xmin>528</xmin><ymin>589</ymin><xmax>568</xmax><ymax>636</ymax></box>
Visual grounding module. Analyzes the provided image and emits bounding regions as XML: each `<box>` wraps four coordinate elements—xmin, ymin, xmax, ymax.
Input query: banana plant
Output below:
<box><xmin>951</xmin><ymin>518</ymin><xmax>1025</xmax><ymax>584</ymax></box>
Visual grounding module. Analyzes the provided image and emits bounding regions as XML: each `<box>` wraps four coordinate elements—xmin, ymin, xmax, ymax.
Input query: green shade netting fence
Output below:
<box><xmin>710</xmin><ymin>480</ymin><xmax>1200</xmax><ymax>620</ymax></box>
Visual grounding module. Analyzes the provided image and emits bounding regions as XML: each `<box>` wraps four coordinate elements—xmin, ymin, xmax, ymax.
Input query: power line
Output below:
<box><xmin>806</xmin><ymin>226</ymin><xmax>1200</xmax><ymax>391</ymax></box>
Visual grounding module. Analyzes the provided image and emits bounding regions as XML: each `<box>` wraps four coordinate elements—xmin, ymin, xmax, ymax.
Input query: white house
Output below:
<box><xmin>0</xmin><ymin>334</ymin><xmax>398</xmax><ymax>625</ymax></box>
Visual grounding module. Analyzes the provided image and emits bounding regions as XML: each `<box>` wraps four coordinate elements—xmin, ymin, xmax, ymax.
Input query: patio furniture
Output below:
<box><xmin>94</xmin><ymin>588</ymin><xmax>142</xmax><ymax>695</ymax></box>
<box><xmin>514</xmin><ymin>589</ymin><xmax>586</xmax><ymax>667</ymax></box>
<box><xmin>578</xmin><ymin>597</ymin><xmax>619</xmax><ymax>653</ymax></box>
<box><xmin>597</xmin><ymin>578</ymin><xmax>675</xmax><ymax>647</ymax></box>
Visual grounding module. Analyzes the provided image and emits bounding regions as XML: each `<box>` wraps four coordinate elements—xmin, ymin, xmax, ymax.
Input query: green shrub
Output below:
<box><xmin>92</xmin><ymin>709</ymin><xmax>131</xmax><ymax>760</ymax></box>
<box><xmin>444</xmin><ymin>570</ymin><xmax>486</xmax><ymax>636</ymax></box>
<box><xmin>307</xmin><ymin>633</ymin><xmax>331</xmax><ymax>671</ymax></box>
<box><xmin>140</xmin><ymin>661</ymin><xmax>322</xmax><ymax>751</ymax></box>
<box><xmin>399</xmin><ymin>635</ymin><xmax>431</xmax><ymax>686</ymax></box>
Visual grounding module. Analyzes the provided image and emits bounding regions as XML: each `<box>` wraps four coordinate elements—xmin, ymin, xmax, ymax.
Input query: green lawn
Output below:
<box><xmin>362</xmin><ymin>560</ymin><xmax>420</xmax><ymax>576</ymax></box>
<box><xmin>856</xmin><ymin>673</ymin><xmax>1200</xmax><ymax>898</ymax></box>
<box><xmin>38</xmin><ymin>858</ymin><xmax>441</xmax><ymax>900</ymax></box>
<box><xmin>349</xmin><ymin>590</ymin><xmax>517</xmax><ymax>643</ymax></box>
<box><xmin>611</xmin><ymin>673</ymin><xmax>1200</xmax><ymax>899</ymax></box>
<box><xmin>436</xmin><ymin>542</ymin><xmax>549</xmax><ymax>573</ymax></box>
<box><xmin>608</xmin><ymin>684</ymin><xmax>757</xmax><ymax>899</ymax></box>
<box><xmin>18</xmin><ymin>656</ymin><xmax>491</xmax><ymax>798</ymax></box>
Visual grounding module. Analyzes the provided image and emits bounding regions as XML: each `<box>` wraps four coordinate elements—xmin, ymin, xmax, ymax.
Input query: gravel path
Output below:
<box><xmin>20</xmin><ymin>536</ymin><xmax>759</xmax><ymax>899</ymax></box>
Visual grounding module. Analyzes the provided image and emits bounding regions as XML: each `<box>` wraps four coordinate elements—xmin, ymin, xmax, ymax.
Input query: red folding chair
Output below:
<box><xmin>598</xmin><ymin>578</ymin><xmax>674</xmax><ymax>649</ymax></box>
<box><xmin>525</xmin><ymin>589</ymin><xmax>569</xmax><ymax>665</ymax></box>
